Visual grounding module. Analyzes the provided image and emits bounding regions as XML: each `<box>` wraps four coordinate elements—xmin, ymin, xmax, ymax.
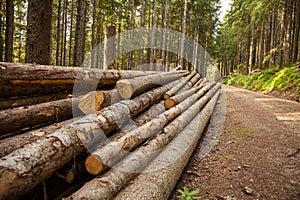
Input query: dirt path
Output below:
<box><xmin>171</xmin><ymin>85</ymin><xmax>300</xmax><ymax>200</ymax></box>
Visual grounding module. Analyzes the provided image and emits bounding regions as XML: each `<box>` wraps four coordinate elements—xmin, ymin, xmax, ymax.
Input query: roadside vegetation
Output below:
<box><xmin>223</xmin><ymin>65</ymin><xmax>300</xmax><ymax>101</ymax></box>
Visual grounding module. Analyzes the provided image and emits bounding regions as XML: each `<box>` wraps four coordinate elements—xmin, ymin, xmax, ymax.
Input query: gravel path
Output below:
<box><xmin>171</xmin><ymin>85</ymin><xmax>300</xmax><ymax>200</ymax></box>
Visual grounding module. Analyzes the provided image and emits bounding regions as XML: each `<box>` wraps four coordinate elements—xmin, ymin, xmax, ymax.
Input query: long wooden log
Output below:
<box><xmin>0</xmin><ymin>93</ymin><xmax>71</xmax><ymax>110</ymax></box>
<box><xmin>193</xmin><ymin>78</ymin><xmax>203</xmax><ymax>87</ymax></box>
<box><xmin>66</xmin><ymin>85</ymin><xmax>221</xmax><ymax>200</ymax></box>
<box><xmin>163</xmin><ymin>71</ymin><xmax>197</xmax><ymax>99</ymax></box>
<box><xmin>115</xmin><ymin>90</ymin><xmax>221</xmax><ymax>200</ymax></box>
<box><xmin>165</xmin><ymin>82</ymin><xmax>214</xmax><ymax>109</ymax></box>
<box><xmin>84</xmin><ymin>83</ymin><xmax>218</xmax><ymax>176</ymax></box>
<box><xmin>77</xmin><ymin>89</ymin><xmax>121</xmax><ymax>114</ymax></box>
<box><xmin>0</xmin><ymin>80</ymin><xmax>180</xmax><ymax>199</ymax></box>
<box><xmin>116</xmin><ymin>71</ymin><xmax>188</xmax><ymax>99</ymax></box>
<box><xmin>0</xmin><ymin>62</ymin><xmax>160</xmax><ymax>98</ymax></box>
<box><xmin>177</xmin><ymin>73</ymin><xmax>201</xmax><ymax>94</ymax></box>
<box><xmin>0</xmin><ymin>97</ymin><xmax>83</xmax><ymax>137</ymax></box>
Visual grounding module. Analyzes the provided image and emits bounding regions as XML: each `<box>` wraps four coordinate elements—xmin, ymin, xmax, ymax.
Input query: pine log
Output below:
<box><xmin>84</xmin><ymin>83</ymin><xmax>219</xmax><ymax>176</ymax></box>
<box><xmin>77</xmin><ymin>89</ymin><xmax>121</xmax><ymax>114</ymax></box>
<box><xmin>193</xmin><ymin>78</ymin><xmax>203</xmax><ymax>87</ymax></box>
<box><xmin>0</xmin><ymin>97</ymin><xmax>83</xmax><ymax>137</ymax></box>
<box><xmin>115</xmin><ymin>90</ymin><xmax>221</xmax><ymax>200</ymax></box>
<box><xmin>165</xmin><ymin>82</ymin><xmax>214</xmax><ymax>109</ymax></box>
<box><xmin>177</xmin><ymin>73</ymin><xmax>201</xmax><ymax>94</ymax></box>
<box><xmin>66</xmin><ymin>85</ymin><xmax>221</xmax><ymax>200</ymax></box>
<box><xmin>0</xmin><ymin>93</ymin><xmax>71</xmax><ymax>110</ymax></box>
<box><xmin>163</xmin><ymin>71</ymin><xmax>197</xmax><ymax>99</ymax></box>
<box><xmin>85</xmin><ymin>101</ymin><xmax>166</xmax><ymax>175</ymax></box>
<box><xmin>0</xmin><ymin>62</ymin><xmax>160</xmax><ymax>98</ymax></box>
<box><xmin>0</xmin><ymin>80</ymin><xmax>180</xmax><ymax>199</ymax></box>
<box><xmin>116</xmin><ymin>71</ymin><xmax>188</xmax><ymax>99</ymax></box>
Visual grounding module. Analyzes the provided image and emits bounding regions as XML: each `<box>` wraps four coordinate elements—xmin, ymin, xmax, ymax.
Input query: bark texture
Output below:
<box><xmin>67</xmin><ymin>85</ymin><xmax>220</xmax><ymax>200</ymax></box>
<box><xmin>177</xmin><ymin>73</ymin><xmax>201</xmax><ymax>93</ymax></box>
<box><xmin>103</xmin><ymin>26</ymin><xmax>116</xmax><ymax>70</ymax></box>
<box><xmin>0</xmin><ymin>62</ymin><xmax>158</xmax><ymax>98</ymax></box>
<box><xmin>115</xmin><ymin>90</ymin><xmax>220</xmax><ymax>200</ymax></box>
<box><xmin>163</xmin><ymin>71</ymin><xmax>196</xmax><ymax>99</ymax></box>
<box><xmin>84</xmin><ymin>82</ymin><xmax>218</xmax><ymax>176</ymax></box>
<box><xmin>117</xmin><ymin>72</ymin><xmax>186</xmax><ymax>99</ymax></box>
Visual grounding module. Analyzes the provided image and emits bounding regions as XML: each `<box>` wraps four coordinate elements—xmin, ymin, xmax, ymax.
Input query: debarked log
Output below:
<box><xmin>66</xmin><ymin>85</ymin><xmax>221</xmax><ymax>200</ymax></box>
<box><xmin>0</xmin><ymin>97</ymin><xmax>83</xmax><ymax>137</ymax></box>
<box><xmin>0</xmin><ymin>62</ymin><xmax>160</xmax><ymax>98</ymax></box>
<box><xmin>84</xmin><ymin>83</ymin><xmax>219</xmax><ymax>176</ymax></box>
<box><xmin>115</xmin><ymin>90</ymin><xmax>221</xmax><ymax>200</ymax></box>
<box><xmin>0</xmin><ymin>79</ymin><xmax>180</xmax><ymax>199</ymax></box>
<box><xmin>116</xmin><ymin>71</ymin><xmax>188</xmax><ymax>99</ymax></box>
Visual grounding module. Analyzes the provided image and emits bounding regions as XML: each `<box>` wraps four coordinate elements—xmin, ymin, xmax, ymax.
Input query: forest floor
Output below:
<box><xmin>170</xmin><ymin>85</ymin><xmax>300</xmax><ymax>200</ymax></box>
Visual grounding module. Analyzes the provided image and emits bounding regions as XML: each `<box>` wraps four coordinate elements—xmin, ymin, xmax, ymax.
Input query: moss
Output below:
<box><xmin>224</xmin><ymin>66</ymin><xmax>300</xmax><ymax>100</ymax></box>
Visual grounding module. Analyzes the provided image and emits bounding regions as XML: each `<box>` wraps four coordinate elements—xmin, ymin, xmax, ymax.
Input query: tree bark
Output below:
<box><xmin>0</xmin><ymin>62</ymin><xmax>159</xmax><ymax>98</ymax></box>
<box><xmin>0</xmin><ymin>93</ymin><xmax>70</xmax><ymax>110</ymax></box>
<box><xmin>163</xmin><ymin>71</ymin><xmax>196</xmax><ymax>99</ymax></box>
<box><xmin>0</xmin><ymin>79</ymin><xmax>180</xmax><ymax>199</ymax></box>
<box><xmin>84</xmin><ymin>83</ymin><xmax>219</xmax><ymax>176</ymax></box>
<box><xmin>67</xmin><ymin>85</ymin><xmax>220</xmax><ymax>200</ymax></box>
<box><xmin>78</xmin><ymin>89</ymin><xmax>121</xmax><ymax>114</ymax></box>
<box><xmin>73</xmin><ymin>0</ymin><xmax>86</xmax><ymax>67</ymax></box>
<box><xmin>0</xmin><ymin>96</ymin><xmax>83</xmax><ymax>136</ymax></box>
<box><xmin>25</xmin><ymin>0</ymin><xmax>53</xmax><ymax>65</ymax></box>
<box><xmin>103</xmin><ymin>26</ymin><xmax>116</xmax><ymax>70</ymax></box>
<box><xmin>177</xmin><ymin>73</ymin><xmax>201</xmax><ymax>93</ymax></box>
<box><xmin>292</xmin><ymin>0</ymin><xmax>300</xmax><ymax>63</ymax></box>
<box><xmin>179</xmin><ymin>0</ymin><xmax>188</xmax><ymax>68</ymax></box>
<box><xmin>165</xmin><ymin>82</ymin><xmax>214</xmax><ymax>109</ymax></box>
<box><xmin>116</xmin><ymin>71</ymin><xmax>187</xmax><ymax>99</ymax></box>
<box><xmin>0</xmin><ymin>0</ymin><xmax>3</xmax><ymax>61</ymax></box>
<box><xmin>56</xmin><ymin>0</ymin><xmax>62</xmax><ymax>66</ymax></box>
<box><xmin>4</xmin><ymin>0</ymin><xmax>14</xmax><ymax>62</ymax></box>
<box><xmin>114</xmin><ymin>90</ymin><xmax>220</xmax><ymax>200</ymax></box>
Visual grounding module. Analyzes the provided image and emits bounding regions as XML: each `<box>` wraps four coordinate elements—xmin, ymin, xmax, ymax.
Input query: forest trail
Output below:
<box><xmin>171</xmin><ymin>85</ymin><xmax>300</xmax><ymax>199</ymax></box>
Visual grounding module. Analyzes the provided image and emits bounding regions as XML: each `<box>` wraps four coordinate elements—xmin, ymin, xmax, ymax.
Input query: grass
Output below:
<box><xmin>223</xmin><ymin>66</ymin><xmax>300</xmax><ymax>100</ymax></box>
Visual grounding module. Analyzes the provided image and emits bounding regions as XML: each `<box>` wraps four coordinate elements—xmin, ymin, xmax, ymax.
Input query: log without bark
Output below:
<box><xmin>177</xmin><ymin>73</ymin><xmax>201</xmax><ymax>94</ymax></box>
<box><xmin>0</xmin><ymin>80</ymin><xmax>180</xmax><ymax>199</ymax></box>
<box><xmin>193</xmin><ymin>78</ymin><xmax>203</xmax><ymax>87</ymax></box>
<box><xmin>66</xmin><ymin>85</ymin><xmax>221</xmax><ymax>200</ymax></box>
<box><xmin>116</xmin><ymin>71</ymin><xmax>187</xmax><ymax>99</ymax></box>
<box><xmin>0</xmin><ymin>97</ymin><xmax>83</xmax><ymax>137</ymax></box>
<box><xmin>0</xmin><ymin>93</ymin><xmax>71</xmax><ymax>110</ymax></box>
<box><xmin>115</xmin><ymin>90</ymin><xmax>221</xmax><ymax>200</ymax></box>
<box><xmin>0</xmin><ymin>62</ymin><xmax>159</xmax><ymax>98</ymax></box>
<box><xmin>84</xmin><ymin>83</ymin><xmax>218</xmax><ymax>176</ymax></box>
<box><xmin>165</xmin><ymin>82</ymin><xmax>214</xmax><ymax>109</ymax></box>
<box><xmin>163</xmin><ymin>71</ymin><xmax>197</xmax><ymax>99</ymax></box>
<box><xmin>78</xmin><ymin>89</ymin><xmax>121</xmax><ymax>114</ymax></box>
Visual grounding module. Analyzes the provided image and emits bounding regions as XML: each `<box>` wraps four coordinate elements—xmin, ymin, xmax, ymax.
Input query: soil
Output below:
<box><xmin>170</xmin><ymin>85</ymin><xmax>300</xmax><ymax>200</ymax></box>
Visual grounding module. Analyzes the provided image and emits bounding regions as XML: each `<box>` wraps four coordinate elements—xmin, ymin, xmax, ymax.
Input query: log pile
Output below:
<box><xmin>0</xmin><ymin>62</ymin><xmax>221</xmax><ymax>200</ymax></box>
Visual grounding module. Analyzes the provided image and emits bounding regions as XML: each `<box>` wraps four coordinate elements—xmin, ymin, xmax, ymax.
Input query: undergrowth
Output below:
<box><xmin>223</xmin><ymin>66</ymin><xmax>300</xmax><ymax>100</ymax></box>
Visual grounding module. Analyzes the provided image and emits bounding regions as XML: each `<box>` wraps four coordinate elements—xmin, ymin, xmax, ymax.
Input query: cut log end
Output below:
<box><xmin>163</xmin><ymin>93</ymin><xmax>170</xmax><ymax>100</ymax></box>
<box><xmin>78</xmin><ymin>91</ymin><xmax>104</xmax><ymax>114</ymax></box>
<box><xmin>85</xmin><ymin>155</ymin><xmax>105</xmax><ymax>175</ymax></box>
<box><xmin>164</xmin><ymin>99</ymin><xmax>175</xmax><ymax>109</ymax></box>
<box><xmin>117</xmin><ymin>80</ymin><xmax>134</xmax><ymax>99</ymax></box>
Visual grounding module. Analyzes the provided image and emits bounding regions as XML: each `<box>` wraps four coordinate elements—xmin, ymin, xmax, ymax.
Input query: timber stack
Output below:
<box><xmin>0</xmin><ymin>62</ymin><xmax>221</xmax><ymax>200</ymax></box>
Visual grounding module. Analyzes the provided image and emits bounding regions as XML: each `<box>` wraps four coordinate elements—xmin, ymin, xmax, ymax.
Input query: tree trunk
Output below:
<box><xmin>25</xmin><ymin>0</ymin><xmax>53</xmax><ymax>65</ymax></box>
<box><xmin>73</xmin><ymin>0</ymin><xmax>86</xmax><ymax>67</ymax></box>
<box><xmin>149</xmin><ymin>0</ymin><xmax>157</xmax><ymax>70</ymax></box>
<box><xmin>177</xmin><ymin>73</ymin><xmax>201</xmax><ymax>93</ymax></box>
<box><xmin>279</xmin><ymin>0</ymin><xmax>287</xmax><ymax>67</ymax></box>
<box><xmin>56</xmin><ymin>0</ymin><xmax>62</xmax><ymax>66</ymax></box>
<box><xmin>0</xmin><ymin>79</ymin><xmax>180</xmax><ymax>199</ymax></box>
<box><xmin>180</xmin><ymin>0</ymin><xmax>188</xmax><ymax>69</ymax></box>
<box><xmin>127</xmin><ymin>0</ymin><xmax>135</xmax><ymax>70</ymax></box>
<box><xmin>116</xmin><ymin>72</ymin><xmax>187</xmax><ymax>99</ymax></box>
<box><xmin>84</xmin><ymin>83</ymin><xmax>219</xmax><ymax>176</ymax></box>
<box><xmin>0</xmin><ymin>0</ymin><xmax>3</xmax><ymax>61</ymax></box>
<box><xmin>165</xmin><ymin>82</ymin><xmax>214</xmax><ymax>109</ymax></box>
<box><xmin>0</xmin><ymin>93</ymin><xmax>70</xmax><ymax>110</ymax></box>
<box><xmin>0</xmin><ymin>96</ymin><xmax>83</xmax><ymax>136</ymax></box>
<box><xmin>78</xmin><ymin>89</ymin><xmax>121</xmax><ymax>114</ymax></box>
<box><xmin>114</xmin><ymin>90</ymin><xmax>220</xmax><ymax>200</ymax></box>
<box><xmin>68</xmin><ymin>0</ymin><xmax>74</xmax><ymax>66</ymax></box>
<box><xmin>0</xmin><ymin>62</ymin><xmax>159</xmax><ymax>98</ymax></box>
<box><xmin>270</xmin><ymin>5</ymin><xmax>278</xmax><ymax>66</ymax></box>
<box><xmin>161</xmin><ymin>0</ymin><xmax>169</xmax><ymax>65</ymax></box>
<box><xmin>62</xmin><ymin>0</ymin><xmax>68</xmax><ymax>66</ymax></box>
<box><xmin>138</xmin><ymin>0</ymin><xmax>145</xmax><ymax>66</ymax></box>
<box><xmin>103</xmin><ymin>26</ymin><xmax>116</xmax><ymax>70</ymax></box>
<box><xmin>292</xmin><ymin>0</ymin><xmax>300</xmax><ymax>63</ymax></box>
<box><xmin>5</xmin><ymin>0</ymin><xmax>14</xmax><ymax>62</ymax></box>
<box><xmin>258</xmin><ymin>20</ymin><xmax>265</xmax><ymax>69</ymax></box>
<box><xmin>283</xmin><ymin>0</ymin><xmax>292</xmax><ymax>66</ymax></box>
<box><xmin>67</xmin><ymin>85</ymin><xmax>220</xmax><ymax>200</ymax></box>
<box><xmin>163</xmin><ymin>71</ymin><xmax>196</xmax><ymax>99</ymax></box>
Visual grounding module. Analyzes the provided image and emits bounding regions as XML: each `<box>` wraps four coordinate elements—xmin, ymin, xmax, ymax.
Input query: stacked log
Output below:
<box><xmin>0</xmin><ymin>62</ymin><xmax>221</xmax><ymax>200</ymax></box>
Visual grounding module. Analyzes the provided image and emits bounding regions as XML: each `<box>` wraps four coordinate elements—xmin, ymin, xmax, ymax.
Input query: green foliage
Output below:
<box><xmin>177</xmin><ymin>186</ymin><xmax>201</xmax><ymax>200</ymax></box>
<box><xmin>224</xmin><ymin>66</ymin><xmax>300</xmax><ymax>99</ymax></box>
